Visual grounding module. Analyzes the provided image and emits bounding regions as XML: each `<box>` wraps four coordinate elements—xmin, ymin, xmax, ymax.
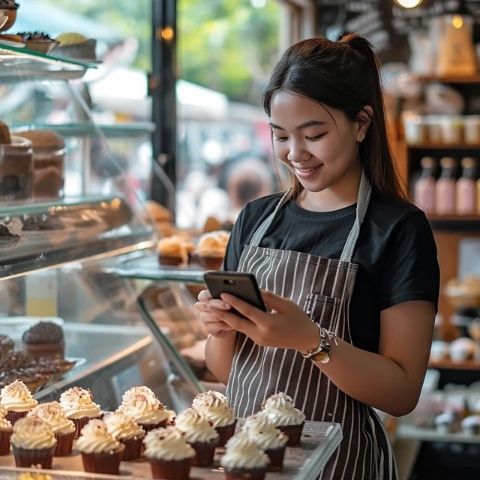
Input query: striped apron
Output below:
<box><xmin>226</xmin><ymin>172</ymin><xmax>397</xmax><ymax>479</ymax></box>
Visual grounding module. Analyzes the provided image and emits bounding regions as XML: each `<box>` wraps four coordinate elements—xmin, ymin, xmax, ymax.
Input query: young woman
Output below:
<box><xmin>195</xmin><ymin>33</ymin><xmax>439</xmax><ymax>479</ymax></box>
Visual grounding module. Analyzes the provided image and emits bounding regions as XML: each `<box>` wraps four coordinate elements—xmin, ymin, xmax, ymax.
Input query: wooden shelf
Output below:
<box><xmin>428</xmin><ymin>359</ymin><xmax>480</xmax><ymax>370</ymax></box>
<box><xmin>414</xmin><ymin>75</ymin><xmax>480</xmax><ymax>84</ymax></box>
<box><xmin>407</xmin><ymin>143</ymin><xmax>480</xmax><ymax>150</ymax></box>
<box><xmin>426</xmin><ymin>215</ymin><xmax>480</xmax><ymax>232</ymax></box>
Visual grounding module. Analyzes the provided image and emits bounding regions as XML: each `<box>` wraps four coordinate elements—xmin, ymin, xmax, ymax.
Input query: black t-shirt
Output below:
<box><xmin>224</xmin><ymin>191</ymin><xmax>440</xmax><ymax>353</ymax></box>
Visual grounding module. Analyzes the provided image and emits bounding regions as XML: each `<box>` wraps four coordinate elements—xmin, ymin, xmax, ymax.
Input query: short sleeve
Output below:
<box><xmin>379</xmin><ymin>212</ymin><xmax>439</xmax><ymax>311</ymax></box>
<box><xmin>223</xmin><ymin>208</ymin><xmax>246</xmax><ymax>272</ymax></box>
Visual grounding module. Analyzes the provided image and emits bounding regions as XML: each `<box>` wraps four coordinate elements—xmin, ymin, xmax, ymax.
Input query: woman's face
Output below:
<box><xmin>269</xmin><ymin>91</ymin><xmax>363</xmax><ymax>197</ymax></box>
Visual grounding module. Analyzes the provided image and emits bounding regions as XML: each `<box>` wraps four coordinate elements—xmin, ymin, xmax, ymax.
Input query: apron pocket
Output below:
<box><xmin>304</xmin><ymin>293</ymin><xmax>341</xmax><ymax>326</ymax></box>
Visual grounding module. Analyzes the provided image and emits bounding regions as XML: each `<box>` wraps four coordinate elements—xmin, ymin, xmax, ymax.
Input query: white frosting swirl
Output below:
<box><xmin>175</xmin><ymin>408</ymin><xmax>219</xmax><ymax>443</ymax></box>
<box><xmin>104</xmin><ymin>412</ymin><xmax>145</xmax><ymax>440</ymax></box>
<box><xmin>0</xmin><ymin>380</ymin><xmax>38</xmax><ymax>412</ymax></box>
<box><xmin>221</xmin><ymin>432</ymin><xmax>269</xmax><ymax>469</ymax></box>
<box><xmin>143</xmin><ymin>426</ymin><xmax>195</xmax><ymax>461</ymax></box>
<box><xmin>11</xmin><ymin>416</ymin><xmax>56</xmax><ymax>449</ymax></box>
<box><xmin>192</xmin><ymin>391</ymin><xmax>235</xmax><ymax>428</ymax></box>
<box><xmin>261</xmin><ymin>392</ymin><xmax>305</xmax><ymax>426</ymax></box>
<box><xmin>242</xmin><ymin>415</ymin><xmax>288</xmax><ymax>449</ymax></box>
<box><xmin>76</xmin><ymin>419</ymin><xmax>121</xmax><ymax>454</ymax></box>
<box><xmin>0</xmin><ymin>406</ymin><xmax>12</xmax><ymax>431</ymax></box>
<box><xmin>29</xmin><ymin>402</ymin><xmax>75</xmax><ymax>435</ymax></box>
<box><xmin>117</xmin><ymin>386</ymin><xmax>170</xmax><ymax>425</ymax></box>
<box><xmin>59</xmin><ymin>387</ymin><xmax>102</xmax><ymax>420</ymax></box>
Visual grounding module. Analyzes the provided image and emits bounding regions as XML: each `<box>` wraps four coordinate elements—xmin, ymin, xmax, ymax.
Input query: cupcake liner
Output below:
<box><xmin>0</xmin><ymin>430</ymin><xmax>12</xmax><ymax>455</ymax></box>
<box><xmin>121</xmin><ymin>436</ymin><xmax>144</xmax><ymax>461</ymax></box>
<box><xmin>277</xmin><ymin>422</ymin><xmax>304</xmax><ymax>446</ymax></box>
<box><xmin>189</xmin><ymin>439</ymin><xmax>217</xmax><ymax>467</ymax></box>
<box><xmin>196</xmin><ymin>256</ymin><xmax>223</xmax><ymax>270</ymax></box>
<box><xmin>148</xmin><ymin>457</ymin><xmax>192</xmax><ymax>480</ymax></box>
<box><xmin>224</xmin><ymin>467</ymin><xmax>267</xmax><ymax>480</ymax></box>
<box><xmin>81</xmin><ymin>444</ymin><xmax>125</xmax><ymax>475</ymax></box>
<box><xmin>215</xmin><ymin>420</ymin><xmax>236</xmax><ymax>447</ymax></box>
<box><xmin>265</xmin><ymin>446</ymin><xmax>286</xmax><ymax>471</ymax></box>
<box><xmin>158</xmin><ymin>255</ymin><xmax>184</xmax><ymax>266</ymax></box>
<box><xmin>140</xmin><ymin>418</ymin><xmax>168</xmax><ymax>432</ymax></box>
<box><xmin>5</xmin><ymin>410</ymin><xmax>28</xmax><ymax>425</ymax></box>
<box><xmin>73</xmin><ymin>414</ymin><xmax>102</xmax><ymax>438</ymax></box>
<box><xmin>12</xmin><ymin>445</ymin><xmax>55</xmax><ymax>469</ymax></box>
<box><xmin>54</xmin><ymin>431</ymin><xmax>75</xmax><ymax>456</ymax></box>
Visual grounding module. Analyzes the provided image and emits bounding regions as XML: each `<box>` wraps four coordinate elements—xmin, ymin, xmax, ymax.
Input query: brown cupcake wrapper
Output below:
<box><xmin>54</xmin><ymin>431</ymin><xmax>75</xmax><ymax>456</ymax></box>
<box><xmin>139</xmin><ymin>418</ymin><xmax>168</xmax><ymax>432</ymax></box>
<box><xmin>72</xmin><ymin>414</ymin><xmax>103</xmax><ymax>438</ymax></box>
<box><xmin>5</xmin><ymin>410</ymin><xmax>28</xmax><ymax>425</ymax></box>
<box><xmin>265</xmin><ymin>446</ymin><xmax>286</xmax><ymax>471</ymax></box>
<box><xmin>148</xmin><ymin>457</ymin><xmax>192</xmax><ymax>480</ymax></box>
<box><xmin>277</xmin><ymin>422</ymin><xmax>304</xmax><ymax>446</ymax></box>
<box><xmin>224</xmin><ymin>467</ymin><xmax>267</xmax><ymax>480</ymax></box>
<box><xmin>12</xmin><ymin>445</ymin><xmax>55</xmax><ymax>469</ymax></box>
<box><xmin>81</xmin><ymin>444</ymin><xmax>125</xmax><ymax>475</ymax></box>
<box><xmin>189</xmin><ymin>439</ymin><xmax>218</xmax><ymax>467</ymax></box>
<box><xmin>215</xmin><ymin>420</ymin><xmax>236</xmax><ymax>447</ymax></box>
<box><xmin>121</xmin><ymin>435</ymin><xmax>144</xmax><ymax>461</ymax></box>
<box><xmin>0</xmin><ymin>430</ymin><xmax>11</xmax><ymax>455</ymax></box>
<box><xmin>158</xmin><ymin>255</ymin><xmax>184</xmax><ymax>266</ymax></box>
<box><xmin>196</xmin><ymin>256</ymin><xmax>223</xmax><ymax>270</ymax></box>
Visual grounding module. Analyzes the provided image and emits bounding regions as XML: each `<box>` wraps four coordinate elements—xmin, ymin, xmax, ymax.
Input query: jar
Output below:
<box><xmin>464</xmin><ymin>116</ymin><xmax>480</xmax><ymax>145</ymax></box>
<box><xmin>0</xmin><ymin>135</ymin><xmax>33</xmax><ymax>201</ymax></box>
<box><xmin>440</xmin><ymin>116</ymin><xmax>463</xmax><ymax>145</ymax></box>
<box><xmin>402</xmin><ymin>112</ymin><xmax>427</xmax><ymax>145</ymax></box>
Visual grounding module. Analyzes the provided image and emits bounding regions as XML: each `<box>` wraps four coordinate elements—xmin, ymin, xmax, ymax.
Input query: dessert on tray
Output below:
<box><xmin>0</xmin><ymin>379</ymin><xmax>38</xmax><ymax>424</ymax></box>
<box><xmin>104</xmin><ymin>411</ymin><xmax>145</xmax><ymax>461</ymax></box>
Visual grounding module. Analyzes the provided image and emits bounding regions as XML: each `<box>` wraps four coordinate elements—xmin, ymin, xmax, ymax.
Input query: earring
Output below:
<box><xmin>287</xmin><ymin>153</ymin><xmax>292</xmax><ymax>160</ymax></box>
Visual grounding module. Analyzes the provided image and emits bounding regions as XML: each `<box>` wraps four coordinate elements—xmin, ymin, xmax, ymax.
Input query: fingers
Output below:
<box><xmin>198</xmin><ymin>289</ymin><xmax>212</xmax><ymax>302</ymax></box>
<box><xmin>220</xmin><ymin>293</ymin><xmax>265</xmax><ymax>323</ymax></box>
<box><xmin>210</xmin><ymin>305</ymin><xmax>256</xmax><ymax>336</ymax></box>
<box><xmin>260</xmin><ymin>289</ymin><xmax>286</xmax><ymax>312</ymax></box>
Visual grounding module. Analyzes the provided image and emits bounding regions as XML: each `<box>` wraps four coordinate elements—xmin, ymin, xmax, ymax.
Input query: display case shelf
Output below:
<box><xmin>428</xmin><ymin>359</ymin><xmax>480</xmax><ymax>370</ymax></box>
<box><xmin>413</xmin><ymin>75</ymin><xmax>480</xmax><ymax>85</ymax></box>
<box><xmin>397</xmin><ymin>424</ymin><xmax>480</xmax><ymax>444</ymax></box>
<box><xmin>426</xmin><ymin>215</ymin><xmax>480</xmax><ymax>232</ymax></box>
<box><xmin>407</xmin><ymin>143</ymin><xmax>480</xmax><ymax>150</ymax></box>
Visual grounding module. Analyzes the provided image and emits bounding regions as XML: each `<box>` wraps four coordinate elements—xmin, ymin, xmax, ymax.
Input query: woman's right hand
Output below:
<box><xmin>195</xmin><ymin>289</ymin><xmax>237</xmax><ymax>338</ymax></box>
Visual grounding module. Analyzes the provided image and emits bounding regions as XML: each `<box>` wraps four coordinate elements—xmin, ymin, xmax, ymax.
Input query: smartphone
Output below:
<box><xmin>203</xmin><ymin>271</ymin><xmax>266</xmax><ymax>312</ymax></box>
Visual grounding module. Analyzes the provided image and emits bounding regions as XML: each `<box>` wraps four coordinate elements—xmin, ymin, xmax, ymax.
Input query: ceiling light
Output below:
<box><xmin>394</xmin><ymin>0</ymin><xmax>424</xmax><ymax>8</ymax></box>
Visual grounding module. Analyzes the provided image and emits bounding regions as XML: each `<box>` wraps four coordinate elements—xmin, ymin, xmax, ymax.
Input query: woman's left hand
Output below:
<box><xmin>208</xmin><ymin>290</ymin><xmax>318</xmax><ymax>351</ymax></box>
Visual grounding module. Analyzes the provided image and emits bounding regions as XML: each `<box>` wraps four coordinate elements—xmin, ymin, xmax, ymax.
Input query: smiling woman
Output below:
<box><xmin>196</xmin><ymin>33</ymin><xmax>439</xmax><ymax>480</ymax></box>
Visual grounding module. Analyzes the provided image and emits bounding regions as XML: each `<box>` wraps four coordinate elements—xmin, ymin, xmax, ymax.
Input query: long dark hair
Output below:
<box><xmin>263</xmin><ymin>33</ymin><xmax>406</xmax><ymax>201</ymax></box>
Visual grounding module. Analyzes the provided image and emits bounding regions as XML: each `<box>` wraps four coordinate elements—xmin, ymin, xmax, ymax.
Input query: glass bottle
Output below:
<box><xmin>456</xmin><ymin>157</ymin><xmax>477</xmax><ymax>215</ymax></box>
<box><xmin>435</xmin><ymin>157</ymin><xmax>457</xmax><ymax>215</ymax></box>
<box><xmin>414</xmin><ymin>157</ymin><xmax>436</xmax><ymax>214</ymax></box>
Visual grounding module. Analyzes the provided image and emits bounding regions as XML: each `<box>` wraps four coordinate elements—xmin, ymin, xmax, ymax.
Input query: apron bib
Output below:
<box><xmin>226</xmin><ymin>172</ymin><xmax>397</xmax><ymax>480</ymax></box>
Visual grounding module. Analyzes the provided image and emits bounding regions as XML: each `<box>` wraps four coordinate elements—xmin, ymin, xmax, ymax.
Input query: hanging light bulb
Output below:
<box><xmin>393</xmin><ymin>0</ymin><xmax>424</xmax><ymax>8</ymax></box>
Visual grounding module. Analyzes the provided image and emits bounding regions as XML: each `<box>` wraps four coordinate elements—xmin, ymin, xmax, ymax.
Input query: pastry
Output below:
<box><xmin>429</xmin><ymin>340</ymin><xmax>449</xmax><ymax>362</ymax></box>
<box><xmin>0</xmin><ymin>379</ymin><xmax>38</xmax><ymax>424</ymax></box>
<box><xmin>144</xmin><ymin>199</ymin><xmax>172</xmax><ymax>223</ymax></box>
<box><xmin>175</xmin><ymin>407</ymin><xmax>219</xmax><ymax>467</ymax></box>
<box><xmin>51</xmin><ymin>32</ymin><xmax>96</xmax><ymax>61</ymax></box>
<box><xmin>220</xmin><ymin>431</ymin><xmax>269</xmax><ymax>480</ymax></box>
<box><xmin>22</xmin><ymin>321</ymin><xmax>65</xmax><ymax>358</ymax></box>
<box><xmin>449</xmin><ymin>337</ymin><xmax>477</xmax><ymax>362</ymax></box>
<box><xmin>11</xmin><ymin>416</ymin><xmax>56</xmax><ymax>469</ymax></box>
<box><xmin>434</xmin><ymin>411</ymin><xmax>457</xmax><ymax>434</ymax></box>
<box><xmin>104</xmin><ymin>411</ymin><xmax>145</xmax><ymax>461</ymax></box>
<box><xmin>16</xmin><ymin>32</ymin><xmax>58</xmax><ymax>53</ymax></box>
<box><xmin>0</xmin><ymin>405</ymin><xmax>12</xmax><ymax>455</ymax></box>
<box><xmin>0</xmin><ymin>334</ymin><xmax>14</xmax><ymax>355</ymax></box>
<box><xmin>192</xmin><ymin>390</ymin><xmax>236</xmax><ymax>446</ymax></box>
<box><xmin>0</xmin><ymin>1</ymin><xmax>18</xmax><ymax>33</ymax></box>
<box><xmin>28</xmin><ymin>402</ymin><xmax>75</xmax><ymax>456</ymax></box>
<box><xmin>117</xmin><ymin>385</ymin><xmax>173</xmax><ymax>432</ymax></box>
<box><xmin>461</xmin><ymin>415</ymin><xmax>480</xmax><ymax>435</ymax></box>
<box><xmin>242</xmin><ymin>414</ymin><xmax>288</xmax><ymax>471</ymax></box>
<box><xmin>59</xmin><ymin>387</ymin><xmax>102</xmax><ymax>437</ymax></box>
<box><xmin>195</xmin><ymin>230</ymin><xmax>230</xmax><ymax>270</ymax></box>
<box><xmin>260</xmin><ymin>392</ymin><xmax>305</xmax><ymax>446</ymax></box>
<box><xmin>157</xmin><ymin>234</ymin><xmax>194</xmax><ymax>266</ymax></box>
<box><xmin>143</xmin><ymin>426</ymin><xmax>195</xmax><ymax>480</ymax></box>
<box><xmin>76</xmin><ymin>419</ymin><xmax>124</xmax><ymax>475</ymax></box>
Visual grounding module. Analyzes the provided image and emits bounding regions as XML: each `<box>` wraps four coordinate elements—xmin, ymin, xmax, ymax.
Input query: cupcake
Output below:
<box><xmin>220</xmin><ymin>431</ymin><xmax>269</xmax><ymax>480</ymax></box>
<box><xmin>192</xmin><ymin>390</ymin><xmax>236</xmax><ymax>446</ymax></box>
<box><xmin>104</xmin><ymin>411</ymin><xmax>145</xmax><ymax>461</ymax></box>
<box><xmin>0</xmin><ymin>334</ymin><xmax>14</xmax><ymax>355</ymax></box>
<box><xmin>143</xmin><ymin>426</ymin><xmax>195</xmax><ymax>480</ymax></box>
<box><xmin>0</xmin><ymin>380</ymin><xmax>38</xmax><ymax>424</ymax></box>
<box><xmin>195</xmin><ymin>230</ymin><xmax>230</xmax><ymax>270</ymax></box>
<box><xmin>22</xmin><ymin>321</ymin><xmax>65</xmax><ymax>359</ymax></box>
<box><xmin>0</xmin><ymin>406</ymin><xmax>12</xmax><ymax>455</ymax></box>
<box><xmin>175</xmin><ymin>408</ymin><xmax>219</xmax><ymax>467</ymax></box>
<box><xmin>11</xmin><ymin>416</ymin><xmax>56</xmax><ymax>469</ymax></box>
<box><xmin>434</xmin><ymin>411</ymin><xmax>457</xmax><ymax>434</ymax></box>
<box><xmin>59</xmin><ymin>387</ymin><xmax>102</xmax><ymax>438</ymax></box>
<box><xmin>261</xmin><ymin>392</ymin><xmax>305</xmax><ymax>446</ymax></box>
<box><xmin>76</xmin><ymin>419</ymin><xmax>124</xmax><ymax>475</ymax></box>
<box><xmin>461</xmin><ymin>415</ymin><xmax>480</xmax><ymax>435</ymax></box>
<box><xmin>28</xmin><ymin>402</ymin><xmax>75</xmax><ymax>456</ymax></box>
<box><xmin>242</xmin><ymin>414</ymin><xmax>288</xmax><ymax>471</ymax></box>
<box><xmin>157</xmin><ymin>235</ymin><xmax>194</xmax><ymax>266</ymax></box>
<box><xmin>117</xmin><ymin>386</ymin><xmax>172</xmax><ymax>432</ymax></box>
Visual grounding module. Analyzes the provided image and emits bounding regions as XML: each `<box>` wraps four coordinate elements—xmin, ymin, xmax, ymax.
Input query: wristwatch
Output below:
<box><xmin>300</xmin><ymin>324</ymin><xmax>333</xmax><ymax>364</ymax></box>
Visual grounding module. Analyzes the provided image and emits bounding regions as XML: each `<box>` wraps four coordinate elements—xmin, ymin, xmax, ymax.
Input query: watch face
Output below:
<box><xmin>312</xmin><ymin>351</ymin><xmax>329</xmax><ymax>363</ymax></box>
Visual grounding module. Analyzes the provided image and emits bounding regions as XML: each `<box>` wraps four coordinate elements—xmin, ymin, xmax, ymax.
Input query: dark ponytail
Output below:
<box><xmin>263</xmin><ymin>33</ymin><xmax>406</xmax><ymax>201</ymax></box>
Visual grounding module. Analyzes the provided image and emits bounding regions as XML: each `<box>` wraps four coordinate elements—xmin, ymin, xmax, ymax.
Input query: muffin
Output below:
<box><xmin>59</xmin><ymin>387</ymin><xmax>102</xmax><ymax>438</ymax></box>
<box><xmin>16</xmin><ymin>32</ymin><xmax>58</xmax><ymax>53</ymax></box>
<box><xmin>28</xmin><ymin>402</ymin><xmax>75</xmax><ymax>456</ymax></box>
<box><xmin>76</xmin><ymin>419</ymin><xmax>124</xmax><ymax>475</ymax></box>
<box><xmin>195</xmin><ymin>230</ymin><xmax>230</xmax><ymax>270</ymax></box>
<box><xmin>117</xmin><ymin>386</ymin><xmax>172</xmax><ymax>432</ymax></box>
<box><xmin>192</xmin><ymin>390</ymin><xmax>236</xmax><ymax>446</ymax></box>
<box><xmin>104</xmin><ymin>411</ymin><xmax>145</xmax><ymax>461</ymax></box>
<box><xmin>461</xmin><ymin>415</ymin><xmax>480</xmax><ymax>435</ymax></box>
<box><xmin>175</xmin><ymin>407</ymin><xmax>219</xmax><ymax>467</ymax></box>
<box><xmin>0</xmin><ymin>334</ymin><xmax>14</xmax><ymax>355</ymax></box>
<box><xmin>157</xmin><ymin>235</ymin><xmax>194</xmax><ymax>266</ymax></box>
<box><xmin>261</xmin><ymin>392</ymin><xmax>305</xmax><ymax>446</ymax></box>
<box><xmin>0</xmin><ymin>405</ymin><xmax>12</xmax><ymax>455</ymax></box>
<box><xmin>11</xmin><ymin>416</ymin><xmax>56</xmax><ymax>469</ymax></box>
<box><xmin>22</xmin><ymin>321</ymin><xmax>65</xmax><ymax>359</ymax></box>
<box><xmin>143</xmin><ymin>426</ymin><xmax>195</xmax><ymax>480</ymax></box>
<box><xmin>51</xmin><ymin>32</ymin><xmax>96</xmax><ymax>61</ymax></box>
<box><xmin>221</xmin><ymin>431</ymin><xmax>269</xmax><ymax>480</ymax></box>
<box><xmin>434</xmin><ymin>411</ymin><xmax>457</xmax><ymax>434</ymax></box>
<box><xmin>242</xmin><ymin>414</ymin><xmax>288</xmax><ymax>471</ymax></box>
<box><xmin>0</xmin><ymin>380</ymin><xmax>38</xmax><ymax>424</ymax></box>
<box><xmin>0</xmin><ymin>1</ymin><xmax>18</xmax><ymax>33</ymax></box>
